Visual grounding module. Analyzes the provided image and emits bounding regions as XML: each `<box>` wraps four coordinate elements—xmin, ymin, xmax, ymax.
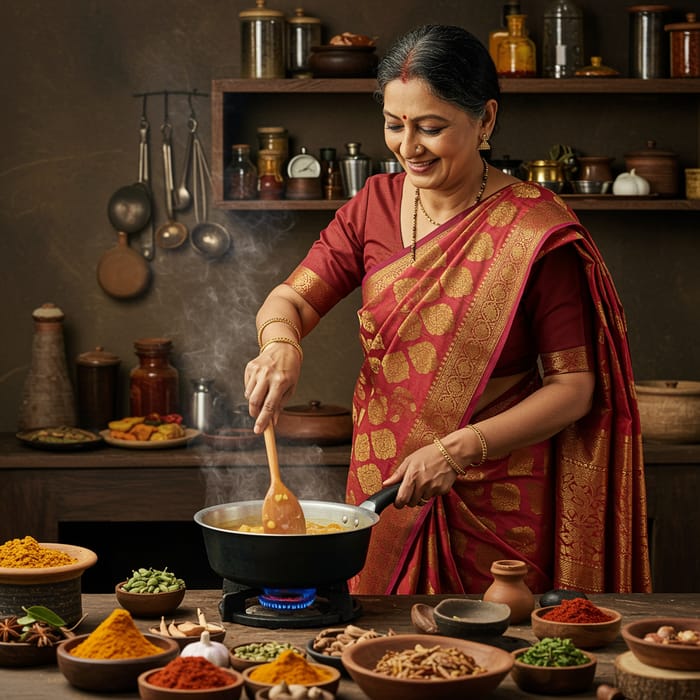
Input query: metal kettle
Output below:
<box><xmin>189</xmin><ymin>378</ymin><xmax>226</xmax><ymax>434</ymax></box>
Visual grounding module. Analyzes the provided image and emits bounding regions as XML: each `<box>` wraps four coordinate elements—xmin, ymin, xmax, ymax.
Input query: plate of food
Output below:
<box><xmin>100</xmin><ymin>413</ymin><xmax>199</xmax><ymax>449</ymax></box>
<box><xmin>100</xmin><ymin>428</ymin><xmax>200</xmax><ymax>449</ymax></box>
<box><xmin>16</xmin><ymin>426</ymin><xmax>103</xmax><ymax>451</ymax></box>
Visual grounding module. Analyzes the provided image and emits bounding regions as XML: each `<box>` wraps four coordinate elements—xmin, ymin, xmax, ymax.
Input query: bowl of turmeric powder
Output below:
<box><xmin>242</xmin><ymin>649</ymin><xmax>341</xmax><ymax>699</ymax></box>
<box><xmin>56</xmin><ymin>609</ymin><xmax>179</xmax><ymax>692</ymax></box>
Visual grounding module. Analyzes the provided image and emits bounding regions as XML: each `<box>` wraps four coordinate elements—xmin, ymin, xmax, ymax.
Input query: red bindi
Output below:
<box><xmin>402</xmin><ymin>115</ymin><xmax>407</xmax><ymax>120</ymax></box>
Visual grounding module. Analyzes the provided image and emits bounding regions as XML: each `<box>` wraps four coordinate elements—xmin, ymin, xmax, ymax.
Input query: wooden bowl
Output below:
<box><xmin>138</xmin><ymin>666</ymin><xmax>244</xmax><ymax>699</ymax></box>
<box><xmin>621</xmin><ymin>617</ymin><xmax>700</xmax><ymax>671</ymax></box>
<box><xmin>56</xmin><ymin>633</ymin><xmax>179</xmax><ymax>692</ymax></box>
<box><xmin>242</xmin><ymin>659</ymin><xmax>340</xmax><ymax>698</ymax></box>
<box><xmin>341</xmin><ymin>633</ymin><xmax>513</xmax><ymax>700</ymax></box>
<box><xmin>308</xmin><ymin>45</ymin><xmax>378</xmax><ymax>78</ymax></box>
<box><xmin>115</xmin><ymin>581</ymin><xmax>186</xmax><ymax>618</ymax></box>
<box><xmin>510</xmin><ymin>647</ymin><xmax>597</xmax><ymax>694</ymax></box>
<box><xmin>0</xmin><ymin>640</ymin><xmax>57</xmax><ymax>667</ymax></box>
<box><xmin>229</xmin><ymin>642</ymin><xmax>305</xmax><ymax>672</ymax></box>
<box><xmin>531</xmin><ymin>606</ymin><xmax>622</xmax><ymax>649</ymax></box>
<box><xmin>433</xmin><ymin>598</ymin><xmax>510</xmax><ymax>639</ymax></box>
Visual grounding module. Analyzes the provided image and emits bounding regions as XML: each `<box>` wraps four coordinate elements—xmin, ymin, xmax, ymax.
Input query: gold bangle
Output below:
<box><xmin>433</xmin><ymin>437</ymin><xmax>466</xmax><ymax>476</ymax></box>
<box><xmin>465</xmin><ymin>424</ymin><xmax>488</xmax><ymax>467</ymax></box>
<box><xmin>257</xmin><ymin>317</ymin><xmax>301</xmax><ymax>348</ymax></box>
<box><xmin>259</xmin><ymin>336</ymin><xmax>303</xmax><ymax>362</ymax></box>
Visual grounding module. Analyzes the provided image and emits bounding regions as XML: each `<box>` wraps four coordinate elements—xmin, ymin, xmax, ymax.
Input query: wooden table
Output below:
<box><xmin>2</xmin><ymin>591</ymin><xmax>699</xmax><ymax>699</ymax></box>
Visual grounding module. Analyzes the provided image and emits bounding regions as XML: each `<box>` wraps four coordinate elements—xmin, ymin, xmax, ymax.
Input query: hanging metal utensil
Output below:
<box><xmin>155</xmin><ymin>102</ymin><xmax>188</xmax><ymax>249</ymax></box>
<box><xmin>137</xmin><ymin>109</ymin><xmax>155</xmax><ymax>260</ymax></box>
<box><xmin>190</xmin><ymin>122</ymin><xmax>232</xmax><ymax>259</ymax></box>
<box><xmin>173</xmin><ymin>115</ymin><xmax>195</xmax><ymax>212</ymax></box>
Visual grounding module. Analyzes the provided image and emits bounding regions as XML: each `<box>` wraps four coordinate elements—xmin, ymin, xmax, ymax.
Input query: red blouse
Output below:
<box><xmin>287</xmin><ymin>173</ymin><xmax>593</xmax><ymax>377</ymax></box>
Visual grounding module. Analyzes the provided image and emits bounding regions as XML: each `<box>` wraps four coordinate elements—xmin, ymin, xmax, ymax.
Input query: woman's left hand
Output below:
<box><xmin>383</xmin><ymin>442</ymin><xmax>458</xmax><ymax>508</ymax></box>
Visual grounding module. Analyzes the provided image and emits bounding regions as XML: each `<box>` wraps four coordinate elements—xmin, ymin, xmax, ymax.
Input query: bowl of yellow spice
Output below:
<box><xmin>0</xmin><ymin>535</ymin><xmax>97</xmax><ymax>626</ymax></box>
<box><xmin>57</xmin><ymin>608</ymin><xmax>179</xmax><ymax>692</ymax></box>
<box><xmin>242</xmin><ymin>649</ymin><xmax>341</xmax><ymax>699</ymax></box>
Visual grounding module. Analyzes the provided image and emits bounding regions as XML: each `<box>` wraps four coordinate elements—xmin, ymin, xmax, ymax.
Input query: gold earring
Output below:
<box><xmin>478</xmin><ymin>133</ymin><xmax>491</xmax><ymax>151</ymax></box>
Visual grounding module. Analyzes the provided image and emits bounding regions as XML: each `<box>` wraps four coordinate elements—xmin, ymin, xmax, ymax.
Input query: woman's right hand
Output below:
<box><xmin>244</xmin><ymin>341</ymin><xmax>302</xmax><ymax>434</ymax></box>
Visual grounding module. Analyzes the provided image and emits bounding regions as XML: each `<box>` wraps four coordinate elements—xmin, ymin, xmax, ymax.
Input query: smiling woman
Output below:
<box><xmin>243</xmin><ymin>24</ymin><xmax>650</xmax><ymax>598</ymax></box>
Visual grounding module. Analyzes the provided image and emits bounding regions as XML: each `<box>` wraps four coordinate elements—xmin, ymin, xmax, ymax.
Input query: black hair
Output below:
<box><xmin>376</xmin><ymin>25</ymin><xmax>500</xmax><ymax>122</ymax></box>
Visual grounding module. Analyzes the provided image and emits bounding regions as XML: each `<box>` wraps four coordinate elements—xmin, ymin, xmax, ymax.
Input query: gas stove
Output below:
<box><xmin>219</xmin><ymin>579</ymin><xmax>361</xmax><ymax>628</ymax></box>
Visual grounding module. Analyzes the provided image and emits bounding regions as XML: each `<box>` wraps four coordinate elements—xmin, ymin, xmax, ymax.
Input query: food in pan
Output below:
<box><xmin>228</xmin><ymin>520</ymin><xmax>346</xmax><ymax>535</ymax></box>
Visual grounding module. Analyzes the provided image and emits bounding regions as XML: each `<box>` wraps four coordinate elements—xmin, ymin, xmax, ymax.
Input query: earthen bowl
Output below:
<box><xmin>510</xmin><ymin>647</ymin><xmax>597</xmax><ymax>694</ymax></box>
<box><xmin>242</xmin><ymin>659</ymin><xmax>340</xmax><ymax>698</ymax></box>
<box><xmin>433</xmin><ymin>598</ymin><xmax>510</xmax><ymax>640</ymax></box>
<box><xmin>308</xmin><ymin>45</ymin><xmax>378</xmax><ymax>78</ymax></box>
<box><xmin>0</xmin><ymin>640</ymin><xmax>58</xmax><ymax>667</ymax></box>
<box><xmin>341</xmin><ymin>633</ymin><xmax>513</xmax><ymax>700</ymax></box>
<box><xmin>56</xmin><ymin>633</ymin><xmax>179</xmax><ymax>692</ymax></box>
<box><xmin>229</xmin><ymin>642</ymin><xmax>305</xmax><ymax>672</ymax></box>
<box><xmin>621</xmin><ymin>617</ymin><xmax>700</xmax><ymax>671</ymax></box>
<box><xmin>115</xmin><ymin>581</ymin><xmax>186</xmax><ymax>618</ymax></box>
<box><xmin>531</xmin><ymin>606</ymin><xmax>622</xmax><ymax>649</ymax></box>
<box><xmin>138</xmin><ymin>666</ymin><xmax>244</xmax><ymax>699</ymax></box>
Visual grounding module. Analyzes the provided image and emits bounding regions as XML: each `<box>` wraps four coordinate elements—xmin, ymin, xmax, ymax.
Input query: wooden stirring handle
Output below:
<box><xmin>263</xmin><ymin>424</ymin><xmax>282</xmax><ymax>483</ymax></box>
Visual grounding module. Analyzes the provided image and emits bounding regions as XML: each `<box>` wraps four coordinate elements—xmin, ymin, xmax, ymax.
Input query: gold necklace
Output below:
<box><xmin>412</xmin><ymin>158</ymin><xmax>489</xmax><ymax>261</ymax></box>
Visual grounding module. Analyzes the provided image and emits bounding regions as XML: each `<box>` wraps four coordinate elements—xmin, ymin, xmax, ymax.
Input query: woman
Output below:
<box><xmin>244</xmin><ymin>25</ymin><xmax>651</xmax><ymax>595</ymax></box>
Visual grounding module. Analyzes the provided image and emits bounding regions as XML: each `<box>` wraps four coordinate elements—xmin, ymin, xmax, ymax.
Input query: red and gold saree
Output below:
<box><xmin>288</xmin><ymin>179</ymin><xmax>651</xmax><ymax>595</ymax></box>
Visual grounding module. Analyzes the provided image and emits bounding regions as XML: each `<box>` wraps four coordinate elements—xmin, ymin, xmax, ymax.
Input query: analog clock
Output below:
<box><xmin>287</xmin><ymin>147</ymin><xmax>322</xmax><ymax>178</ymax></box>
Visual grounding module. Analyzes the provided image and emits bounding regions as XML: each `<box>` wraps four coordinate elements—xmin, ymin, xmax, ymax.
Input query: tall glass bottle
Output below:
<box><xmin>225</xmin><ymin>144</ymin><xmax>258</xmax><ymax>200</ymax></box>
<box><xmin>497</xmin><ymin>14</ymin><xmax>537</xmax><ymax>77</ymax></box>
<box><xmin>543</xmin><ymin>0</ymin><xmax>584</xmax><ymax>78</ymax></box>
<box><xmin>489</xmin><ymin>0</ymin><xmax>521</xmax><ymax>64</ymax></box>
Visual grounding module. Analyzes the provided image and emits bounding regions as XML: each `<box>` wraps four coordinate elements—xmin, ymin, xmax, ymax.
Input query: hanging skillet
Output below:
<box><xmin>97</xmin><ymin>231</ymin><xmax>151</xmax><ymax>299</ymax></box>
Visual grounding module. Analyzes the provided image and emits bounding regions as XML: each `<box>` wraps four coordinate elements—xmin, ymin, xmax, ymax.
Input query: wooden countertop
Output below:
<box><xmin>2</xmin><ymin>591</ymin><xmax>699</xmax><ymax>699</ymax></box>
<box><xmin>1</xmin><ymin>433</ymin><xmax>698</xmax><ymax>469</ymax></box>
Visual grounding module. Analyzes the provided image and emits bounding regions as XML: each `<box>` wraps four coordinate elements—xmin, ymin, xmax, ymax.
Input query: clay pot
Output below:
<box><xmin>635</xmin><ymin>380</ymin><xmax>700</xmax><ymax>443</ymax></box>
<box><xmin>624</xmin><ymin>140</ymin><xmax>679</xmax><ymax>196</ymax></box>
<box><xmin>577</xmin><ymin>156</ymin><xmax>613</xmax><ymax>183</ymax></box>
<box><xmin>308</xmin><ymin>45</ymin><xmax>378</xmax><ymax>78</ymax></box>
<box><xmin>275</xmin><ymin>400</ymin><xmax>352</xmax><ymax>445</ymax></box>
<box><xmin>482</xmin><ymin>559</ymin><xmax>535</xmax><ymax>624</ymax></box>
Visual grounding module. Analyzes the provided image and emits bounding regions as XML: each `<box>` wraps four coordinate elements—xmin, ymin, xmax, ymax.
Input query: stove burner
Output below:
<box><xmin>259</xmin><ymin>588</ymin><xmax>317</xmax><ymax>610</ymax></box>
<box><xmin>220</xmin><ymin>580</ymin><xmax>361</xmax><ymax>629</ymax></box>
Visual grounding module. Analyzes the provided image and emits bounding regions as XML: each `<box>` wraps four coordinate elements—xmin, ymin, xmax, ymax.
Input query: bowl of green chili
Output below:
<box><xmin>510</xmin><ymin>638</ymin><xmax>597</xmax><ymax>695</ymax></box>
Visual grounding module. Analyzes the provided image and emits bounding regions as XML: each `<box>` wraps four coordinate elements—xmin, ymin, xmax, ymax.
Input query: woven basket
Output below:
<box><xmin>685</xmin><ymin>168</ymin><xmax>700</xmax><ymax>199</ymax></box>
<box><xmin>636</xmin><ymin>380</ymin><xmax>700</xmax><ymax>443</ymax></box>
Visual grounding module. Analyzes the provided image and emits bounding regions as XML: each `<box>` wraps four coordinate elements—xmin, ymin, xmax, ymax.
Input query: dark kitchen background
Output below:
<box><xmin>2</xmin><ymin>0</ymin><xmax>698</xmax><ymax>432</ymax></box>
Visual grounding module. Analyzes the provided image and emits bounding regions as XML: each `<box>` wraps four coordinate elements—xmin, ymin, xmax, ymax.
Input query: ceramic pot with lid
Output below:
<box><xmin>76</xmin><ymin>346</ymin><xmax>121</xmax><ymax>430</ymax></box>
<box><xmin>275</xmin><ymin>400</ymin><xmax>352</xmax><ymax>444</ymax></box>
<box><xmin>287</xmin><ymin>7</ymin><xmax>321</xmax><ymax>77</ymax></box>
<box><xmin>624</xmin><ymin>140</ymin><xmax>679</xmax><ymax>196</ymax></box>
<box><xmin>239</xmin><ymin>0</ymin><xmax>286</xmax><ymax>79</ymax></box>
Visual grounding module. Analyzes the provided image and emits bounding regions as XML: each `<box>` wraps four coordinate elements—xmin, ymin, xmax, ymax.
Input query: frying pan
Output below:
<box><xmin>97</xmin><ymin>231</ymin><xmax>151</xmax><ymax>299</ymax></box>
<box><xmin>193</xmin><ymin>484</ymin><xmax>399</xmax><ymax>588</ymax></box>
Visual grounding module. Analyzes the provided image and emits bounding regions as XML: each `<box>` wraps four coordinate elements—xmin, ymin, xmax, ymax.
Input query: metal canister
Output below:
<box><xmin>628</xmin><ymin>5</ymin><xmax>671</xmax><ymax>79</ymax></box>
<box><xmin>287</xmin><ymin>8</ymin><xmax>322</xmax><ymax>77</ymax></box>
<box><xmin>339</xmin><ymin>142</ymin><xmax>371</xmax><ymax>197</ymax></box>
<box><xmin>239</xmin><ymin>0</ymin><xmax>286</xmax><ymax>79</ymax></box>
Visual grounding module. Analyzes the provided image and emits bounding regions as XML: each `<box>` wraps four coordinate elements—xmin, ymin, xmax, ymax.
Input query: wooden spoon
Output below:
<box><xmin>261</xmin><ymin>424</ymin><xmax>306</xmax><ymax>534</ymax></box>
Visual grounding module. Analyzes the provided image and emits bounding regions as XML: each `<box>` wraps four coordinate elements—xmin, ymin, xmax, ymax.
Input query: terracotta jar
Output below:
<box><xmin>129</xmin><ymin>338</ymin><xmax>179</xmax><ymax>416</ymax></box>
<box><xmin>577</xmin><ymin>156</ymin><xmax>614</xmax><ymax>182</ymax></box>
<box><xmin>76</xmin><ymin>346</ymin><xmax>121</xmax><ymax>430</ymax></box>
<box><xmin>482</xmin><ymin>559</ymin><xmax>535</xmax><ymax>624</ymax></box>
<box><xmin>665</xmin><ymin>13</ymin><xmax>700</xmax><ymax>78</ymax></box>
<box><xmin>624</xmin><ymin>140</ymin><xmax>679</xmax><ymax>196</ymax></box>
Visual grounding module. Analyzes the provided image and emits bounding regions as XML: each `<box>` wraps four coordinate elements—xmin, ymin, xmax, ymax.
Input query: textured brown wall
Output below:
<box><xmin>2</xmin><ymin>0</ymin><xmax>698</xmax><ymax>431</ymax></box>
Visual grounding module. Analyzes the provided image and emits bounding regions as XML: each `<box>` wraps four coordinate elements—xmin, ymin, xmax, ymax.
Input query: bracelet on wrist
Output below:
<box><xmin>465</xmin><ymin>424</ymin><xmax>488</xmax><ymax>467</ymax></box>
<box><xmin>433</xmin><ymin>437</ymin><xmax>466</xmax><ymax>476</ymax></box>
<box><xmin>257</xmin><ymin>317</ymin><xmax>301</xmax><ymax>348</ymax></box>
<box><xmin>259</xmin><ymin>336</ymin><xmax>303</xmax><ymax>361</ymax></box>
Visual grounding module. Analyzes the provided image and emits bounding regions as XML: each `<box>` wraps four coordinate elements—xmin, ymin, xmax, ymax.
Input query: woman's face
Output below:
<box><xmin>382</xmin><ymin>77</ymin><xmax>495</xmax><ymax>193</ymax></box>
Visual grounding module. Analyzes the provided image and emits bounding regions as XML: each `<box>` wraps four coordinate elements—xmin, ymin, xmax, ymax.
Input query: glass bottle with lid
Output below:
<box><xmin>239</xmin><ymin>0</ymin><xmax>286</xmax><ymax>79</ymax></box>
<box><xmin>225</xmin><ymin>144</ymin><xmax>258</xmax><ymax>200</ymax></box>
<box><xmin>489</xmin><ymin>1</ymin><xmax>521</xmax><ymax>64</ymax></box>
<box><xmin>258</xmin><ymin>151</ymin><xmax>285</xmax><ymax>199</ymax></box>
<box><xmin>497</xmin><ymin>14</ymin><xmax>537</xmax><ymax>77</ymax></box>
<box><xmin>287</xmin><ymin>8</ymin><xmax>322</xmax><ymax>77</ymax></box>
<box><xmin>129</xmin><ymin>338</ymin><xmax>179</xmax><ymax>416</ymax></box>
<box><xmin>542</xmin><ymin>0</ymin><xmax>584</xmax><ymax>78</ymax></box>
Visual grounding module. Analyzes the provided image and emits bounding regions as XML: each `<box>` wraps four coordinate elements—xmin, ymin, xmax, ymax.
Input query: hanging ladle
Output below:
<box><xmin>155</xmin><ymin>119</ymin><xmax>188</xmax><ymax>249</ymax></box>
<box><xmin>190</xmin><ymin>124</ymin><xmax>231</xmax><ymax>259</ymax></box>
<box><xmin>173</xmin><ymin>117</ymin><xmax>194</xmax><ymax>212</ymax></box>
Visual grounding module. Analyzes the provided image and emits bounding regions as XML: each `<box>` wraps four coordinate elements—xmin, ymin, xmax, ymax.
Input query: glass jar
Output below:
<box><xmin>76</xmin><ymin>346</ymin><xmax>121</xmax><ymax>430</ymax></box>
<box><xmin>665</xmin><ymin>12</ymin><xmax>700</xmax><ymax>78</ymax></box>
<box><xmin>542</xmin><ymin>0</ymin><xmax>584</xmax><ymax>78</ymax></box>
<box><xmin>239</xmin><ymin>0</ymin><xmax>286</xmax><ymax>79</ymax></box>
<box><xmin>257</xmin><ymin>126</ymin><xmax>289</xmax><ymax>161</ymax></box>
<box><xmin>225</xmin><ymin>144</ymin><xmax>258</xmax><ymax>200</ymax></box>
<box><xmin>287</xmin><ymin>8</ymin><xmax>322</xmax><ymax>77</ymax></box>
<box><xmin>258</xmin><ymin>150</ymin><xmax>285</xmax><ymax>199</ymax></box>
<box><xmin>628</xmin><ymin>5</ymin><xmax>671</xmax><ymax>79</ymax></box>
<box><xmin>497</xmin><ymin>14</ymin><xmax>537</xmax><ymax>77</ymax></box>
<box><xmin>489</xmin><ymin>0</ymin><xmax>521</xmax><ymax>64</ymax></box>
<box><xmin>129</xmin><ymin>338</ymin><xmax>179</xmax><ymax>416</ymax></box>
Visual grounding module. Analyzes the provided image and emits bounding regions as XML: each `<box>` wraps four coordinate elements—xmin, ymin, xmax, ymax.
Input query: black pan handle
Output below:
<box><xmin>358</xmin><ymin>483</ymin><xmax>400</xmax><ymax>515</ymax></box>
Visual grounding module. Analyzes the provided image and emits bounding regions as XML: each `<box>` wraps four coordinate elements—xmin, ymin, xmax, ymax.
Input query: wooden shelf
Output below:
<box><xmin>214</xmin><ymin>197</ymin><xmax>700</xmax><ymax>212</ymax></box>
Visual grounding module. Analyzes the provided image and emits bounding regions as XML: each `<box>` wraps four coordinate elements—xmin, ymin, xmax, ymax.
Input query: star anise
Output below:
<box><xmin>0</xmin><ymin>616</ymin><xmax>22</xmax><ymax>643</ymax></box>
<box><xmin>22</xmin><ymin>622</ymin><xmax>62</xmax><ymax>647</ymax></box>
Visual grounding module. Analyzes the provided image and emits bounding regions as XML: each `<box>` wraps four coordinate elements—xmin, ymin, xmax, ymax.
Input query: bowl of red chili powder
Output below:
<box><xmin>531</xmin><ymin>598</ymin><xmax>622</xmax><ymax>650</ymax></box>
<box><xmin>138</xmin><ymin>656</ymin><xmax>244</xmax><ymax>699</ymax></box>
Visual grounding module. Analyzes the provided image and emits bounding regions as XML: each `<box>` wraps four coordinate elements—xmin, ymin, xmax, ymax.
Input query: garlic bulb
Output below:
<box><xmin>180</xmin><ymin>629</ymin><xmax>230</xmax><ymax>667</ymax></box>
<box><xmin>612</xmin><ymin>169</ymin><xmax>650</xmax><ymax>195</ymax></box>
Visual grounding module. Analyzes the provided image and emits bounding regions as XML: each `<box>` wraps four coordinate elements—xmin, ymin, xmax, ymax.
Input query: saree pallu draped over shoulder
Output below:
<box><xmin>345</xmin><ymin>182</ymin><xmax>651</xmax><ymax>596</ymax></box>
